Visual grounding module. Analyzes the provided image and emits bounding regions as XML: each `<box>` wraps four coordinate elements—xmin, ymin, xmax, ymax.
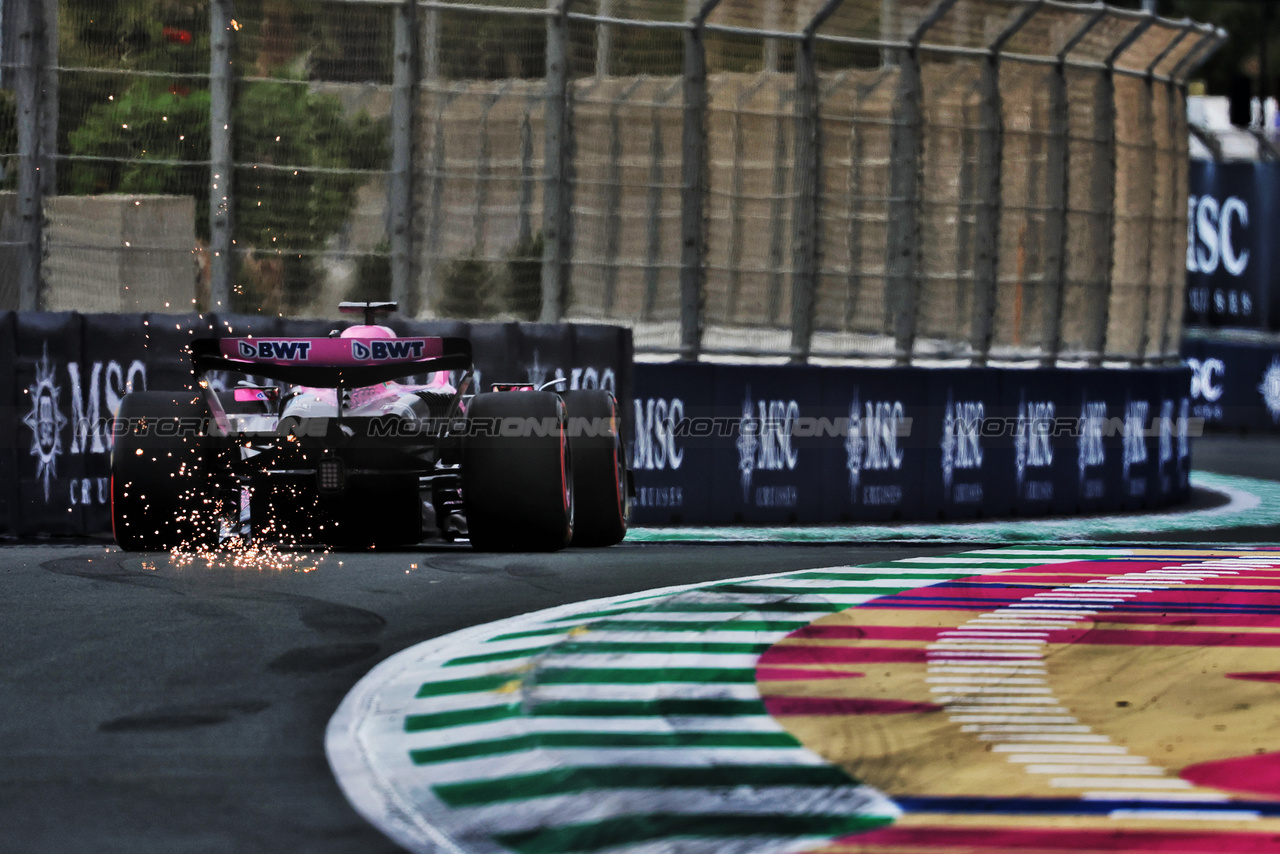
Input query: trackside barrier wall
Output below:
<box><xmin>631</xmin><ymin>362</ymin><xmax>1193</xmax><ymax>526</ymax></box>
<box><xmin>0</xmin><ymin>312</ymin><xmax>632</xmax><ymax>537</ymax></box>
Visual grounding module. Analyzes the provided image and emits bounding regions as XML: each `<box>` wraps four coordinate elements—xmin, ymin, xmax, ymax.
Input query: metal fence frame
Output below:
<box><xmin>9</xmin><ymin>0</ymin><xmax>1225</xmax><ymax>366</ymax></box>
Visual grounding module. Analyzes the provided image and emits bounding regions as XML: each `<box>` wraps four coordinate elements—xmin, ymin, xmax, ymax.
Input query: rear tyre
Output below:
<box><xmin>561</xmin><ymin>390</ymin><xmax>628</xmax><ymax>547</ymax></box>
<box><xmin>462</xmin><ymin>391</ymin><xmax>572</xmax><ymax>552</ymax></box>
<box><xmin>111</xmin><ymin>391</ymin><xmax>229</xmax><ymax>551</ymax></box>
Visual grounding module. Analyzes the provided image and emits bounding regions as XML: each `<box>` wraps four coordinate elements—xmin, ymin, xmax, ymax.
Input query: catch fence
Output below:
<box><xmin>1</xmin><ymin>0</ymin><xmax>1222</xmax><ymax>364</ymax></box>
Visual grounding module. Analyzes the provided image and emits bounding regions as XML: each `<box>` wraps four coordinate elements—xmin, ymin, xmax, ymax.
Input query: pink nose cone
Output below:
<box><xmin>340</xmin><ymin>324</ymin><xmax>396</xmax><ymax>339</ymax></box>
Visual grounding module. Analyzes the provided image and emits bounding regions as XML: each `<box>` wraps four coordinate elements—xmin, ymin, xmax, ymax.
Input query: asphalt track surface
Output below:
<box><xmin>0</xmin><ymin>434</ymin><xmax>1276</xmax><ymax>854</ymax></box>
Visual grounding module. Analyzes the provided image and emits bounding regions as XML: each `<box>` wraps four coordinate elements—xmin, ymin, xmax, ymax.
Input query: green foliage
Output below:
<box><xmin>66</xmin><ymin>76</ymin><xmax>387</xmax><ymax>312</ymax></box>
<box><xmin>438</xmin><ymin>11</ymin><xmax>545</xmax><ymax>80</ymax></box>
<box><xmin>65</xmin><ymin>83</ymin><xmax>210</xmax><ymax>200</ymax></box>
<box><xmin>504</xmin><ymin>232</ymin><xmax>544</xmax><ymax>321</ymax></box>
<box><xmin>437</xmin><ymin>252</ymin><xmax>496</xmax><ymax>319</ymax></box>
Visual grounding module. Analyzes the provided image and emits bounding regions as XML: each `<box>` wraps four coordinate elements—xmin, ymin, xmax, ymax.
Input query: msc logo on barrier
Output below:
<box><xmin>633</xmin><ymin>398</ymin><xmax>683</xmax><ymax>471</ymax></box>
<box><xmin>1078</xmin><ymin>398</ymin><xmax>1107</xmax><ymax>499</ymax></box>
<box><xmin>1187</xmin><ymin>358</ymin><xmax>1225</xmax><ymax>402</ymax></box>
<box><xmin>525</xmin><ymin>350</ymin><xmax>617</xmax><ymax>397</ymax></box>
<box><xmin>845</xmin><ymin>390</ymin><xmax>907</xmax><ymax>507</ymax></box>
<box><xmin>239</xmin><ymin>340</ymin><xmax>313</xmax><ymax>360</ymax></box>
<box><xmin>22</xmin><ymin>344</ymin><xmax>69</xmax><ymax>502</ymax></box>
<box><xmin>1123</xmin><ymin>400</ymin><xmax>1149</xmax><ymax>496</ymax></box>
<box><xmin>736</xmin><ymin>387</ymin><xmax>800</xmax><ymax>507</ymax></box>
<box><xmin>1015</xmin><ymin>396</ymin><xmax>1055</xmax><ymax>502</ymax></box>
<box><xmin>1186</xmin><ymin>357</ymin><xmax>1225</xmax><ymax>422</ymax></box>
<box><xmin>1157</xmin><ymin>398</ymin><xmax>1192</xmax><ymax>494</ymax></box>
<box><xmin>941</xmin><ymin>393</ymin><xmax>984</xmax><ymax>504</ymax></box>
<box><xmin>20</xmin><ymin>340</ymin><xmax>148</xmax><ymax>504</ymax></box>
<box><xmin>1261</xmin><ymin>358</ymin><xmax>1280</xmax><ymax>423</ymax></box>
<box><xmin>1187</xmin><ymin>195</ymin><xmax>1249</xmax><ymax>277</ymax></box>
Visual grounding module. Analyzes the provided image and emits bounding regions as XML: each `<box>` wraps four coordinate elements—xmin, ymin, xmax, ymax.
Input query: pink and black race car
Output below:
<box><xmin>110</xmin><ymin>302</ymin><xmax>629</xmax><ymax>552</ymax></box>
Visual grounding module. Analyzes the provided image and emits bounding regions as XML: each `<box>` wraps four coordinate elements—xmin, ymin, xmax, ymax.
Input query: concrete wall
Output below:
<box><xmin>41</xmin><ymin>194</ymin><xmax>199</xmax><ymax>313</ymax></box>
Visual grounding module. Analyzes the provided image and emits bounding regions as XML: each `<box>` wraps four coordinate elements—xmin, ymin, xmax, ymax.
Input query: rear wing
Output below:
<box><xmin>189</xmin><ymin>336</ymin><xmax>472</xmax><ymax>388</ymax></box>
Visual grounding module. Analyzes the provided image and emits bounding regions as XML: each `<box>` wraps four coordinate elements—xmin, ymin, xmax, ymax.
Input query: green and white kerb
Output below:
<box><xmin>327</xmin><ymin>548</ymin><xmax>1126</xmax><ymax>854</ymax></box>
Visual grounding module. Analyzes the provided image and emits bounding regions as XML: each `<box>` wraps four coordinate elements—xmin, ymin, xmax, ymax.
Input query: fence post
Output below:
<box><xmin>1088</xmin><ymin>15</ymin><xmax>1154</xmax><ymax>365</ymax></box>
<box><xmin>603</xmin><ymin>79</ymin><xmax>642</xmax><ymax>315</ymax></box>
<box><xmin>1160</xmin><ymin>26</ymin><xmax>1223</xmax><ymax>361</ymax></box>
<box><xmin>1135</xmin><ymin>28</ymin><xmax>1187</xmax><ymax>363</ymax></box>
<box><xmin>724</xmin><ymin>77</ymin><xmax>767</xmax><ymax>325</ymax></box>
<box><xmin>39</xmin><ymin>0</ymin><xmax>57</xmax><ymax>198</ymax></box>
<box><xmin>473</xmin><ymin>83</ymin><xmax>511</xmax><ymax>256</ymax></box>
<box><xmin>789</xmin><ymin>0</ymin><xmax>845</xmax><ymax>364</ymax></box>
<box><xmin>1043</xmin><ymin>8</ymin><xmax>1105</xmax><ymax>364</ymax></box>
<box><xmin>1041</xmin><ymin>62</ymin><xmax>1068</xmax><ymax>365</ymax></box>
<box><xmin>15</xmin><ymin>0</ymin><xmax>46</xmax><ymax>310</ymax></box>
<box><xmin>969</xmin><ymin>3</ymin><xmax>1038</xmax><ymax>365</ymax></box>
<box><xmin>597</xmin><ymin>0</ymin><xmax>613</xmax><ymax>77</ymax></box>
<box><xmin>423</xmin><ymin>1</ymin><xmax>440</xmax><ymax>83</ymax></box>
<box><xmin>540</xmin><ymin>0</ymin><xmax>571</xmax><ymax>322</ymax></box>
<box><xmin>886</xmin><ymin>0</ymin><xmax>957</xmax><ymax>364</ymax></box>
<box><xmin>644</xmin><ymin>82</ymin><xmax>679</xmax><ymax>320</ymax></box>
<box><xmin>678</xmin><ymin>0</ymin><xmax>720</xmax><ymax>359</ymax></box>
<box><xmin>390</xmin><ymin>0</ymin><xmax>418</xmax><ymax>315</ymax></box>
<box><xmin>844</xmin><ymin>73</ymin><xmax>891</xmax><ymax>331</ymax></box>
<box><xmin>209</xmin><ymin>0</ymin><xmax>236</xmax><ymax>311</ymax></box>
<box><xmin>766</xmin><ymin>91</ymin><xmax>791</xmax><ymax>326</ymax></box>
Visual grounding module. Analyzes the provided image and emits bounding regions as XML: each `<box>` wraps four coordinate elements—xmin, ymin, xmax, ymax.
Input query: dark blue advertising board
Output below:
<box><xmin>1</xmin><ymin>313</ymin><xmax>633</xmax><ymax>537</ymax></box>
<box><xmin>1186</xmin><ymin>160</ymin><xmax>1274</xmax><ymax>329</ymax></box>
<box><xmin>629</xmin><ymin>362</ymin><xmax>1194</xmax><ymax>526</ymax></box>
<box><xmin>820</xmin><ymin>367</ymin><xmax>927</xmax><ymax>524</ymax></box>
<box><xmin>1182</xmin><ymin>336</ymin><xmax>1280</xmax><ymax>432</ymax></box>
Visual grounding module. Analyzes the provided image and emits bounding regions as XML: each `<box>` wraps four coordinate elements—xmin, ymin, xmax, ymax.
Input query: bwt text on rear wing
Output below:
<box><xmin>188</xmin><ymin>336</ymin><xmax>473</xmax><ymax>388</ymax></box>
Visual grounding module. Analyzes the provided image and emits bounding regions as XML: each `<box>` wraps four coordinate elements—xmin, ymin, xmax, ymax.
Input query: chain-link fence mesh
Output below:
<box><xmin>6</xmin><ymin>0</ymin><xmax>1221</xmax><ymax>365</ymax></box>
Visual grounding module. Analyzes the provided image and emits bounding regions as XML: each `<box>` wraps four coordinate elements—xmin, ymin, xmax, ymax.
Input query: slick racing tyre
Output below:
<box><xmin>462</xmin><ymin>391</ymin><xmax>573</xmax><ymax>552</ymax></box>
<box><xmin>111</xmin><ymin>392</ymin><xmax>229</xmax><ymax>551</ymax></box>
<box><xmin>561</xmin><ymin>390</ymin><xmax>628</xmax><ymax>547</ymax></box>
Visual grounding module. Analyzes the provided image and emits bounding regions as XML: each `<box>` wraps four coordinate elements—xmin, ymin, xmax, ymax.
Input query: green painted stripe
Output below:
<box><xmin>445</xmin><ymin>645</ymin><xmax>554</xmax><ymax>666</ymax></box>
<box><xmin>711</xmin><ymin>584</ymin><xmax>914</xmax><ymax>597</ymax></box>
<box><xmin>404</xmin><ymin>704</ymin><xmax>517</xmax><ymax>732</ymax></box>
<box><xmin>529</xmin><ymin>698</ymin><xmax>766</xmax><ymax>718</ymax></box>
<box><xmin>416</xmin><ymin>674</ymin><xmax>522</xmax><ymax>698</ymax></box>
<box><xmin>556</xmin><ymin>641</ymin><xmax>772</xmax><ymax>656</ymax></box>
<box><xmin>551</xmin><ymin>608</ymin><xmax>648</xmax><ymax>623</ymax></box>
<box><xmin>555</xmin><ymin>601</ymin><xmax>849</xmax><ymax>620</ymax></box>
<box><xmin>785</xmin><ymin>571</ymin><xmax>973</xmax><ymax>581</ymax></box>
<box><xmin>409</xmin><ymin>731</ymin><xmax>801</xmax><ymax>765</ymax></box>
<box><xmin>535</xmin><ymin>667</ymin><xmax>755</xmax><ymax>685</ymax></box>
<box><xmin>586</xmin><ymin>619</ymin><xmax>809</xmax><ymax>633</ymax></box>
<box><xmin>649</xmin><ymin>601</ymin><xmax>850</xmax><ymax>613</ymax></box>
<box><xmin>434</xmin><ymin>764</ymin><xmax>857</xmax><ymax>807</ymax></box>
<box><xmin>853</xmin><ymin>561</ymin><xmax>1045</xmax><ymax>570</ymax></box>
<box><xmin>493</xmin><ymin>628</ymin><xmax>577</xmax><ymax>641</ymax></box>
<box><xmin>495</xmin><ymin>813</ymin><xmax>894</xmax><ymax>854</ymax></box>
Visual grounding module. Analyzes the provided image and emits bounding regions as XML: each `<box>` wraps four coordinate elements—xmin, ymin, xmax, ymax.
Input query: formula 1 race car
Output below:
<box><xmin>110</xmin><ymin>303</ymin><xmax>630</xmax><ymax>552</ymax></box>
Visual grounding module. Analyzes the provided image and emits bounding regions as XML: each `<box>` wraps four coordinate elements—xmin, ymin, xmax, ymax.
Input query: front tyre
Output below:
<box><xmin>462</xmin><ymin>391</ymin><xmax>572</xmax><ymax>552</ymax></box>
<box><xmin>561</xmin><ymin>390</ymin><xmax>628</xmax><ymax>547</ymax></box>
<box><xmin>111</xmin><ymin>391</ymin><xmax>227</xmax><ymax>551</ymax></box>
